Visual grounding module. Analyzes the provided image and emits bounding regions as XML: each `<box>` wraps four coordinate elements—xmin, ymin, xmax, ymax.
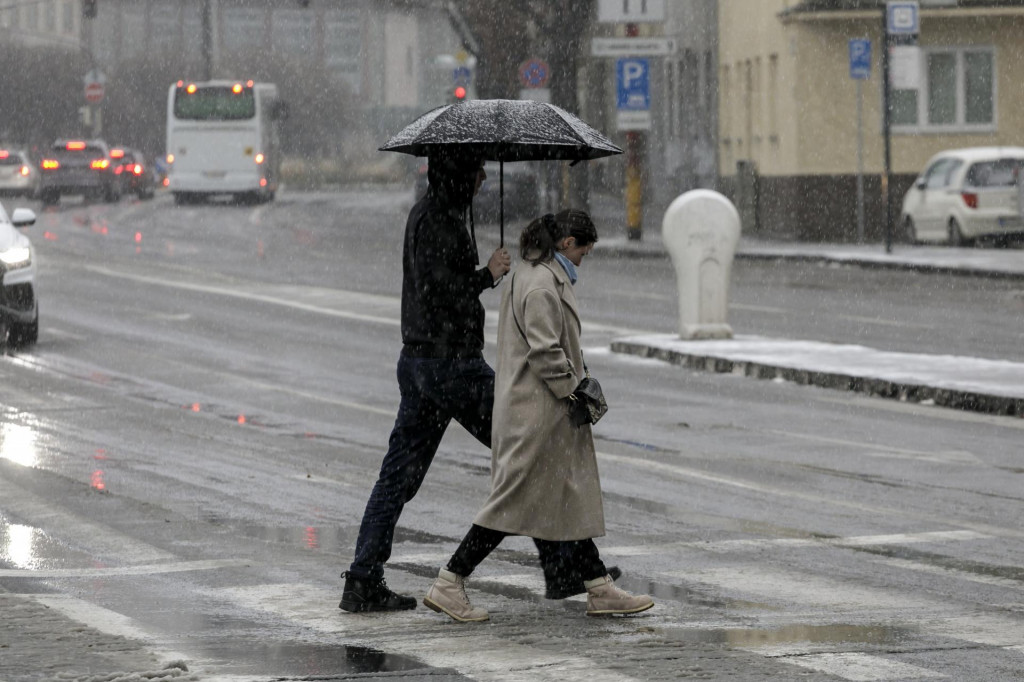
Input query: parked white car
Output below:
<box><xmin>0</xmin><ymin>200</ymin><xmax>38</xmax><ymax>347</ymax></box>
<box><xmin>900</xmin><ymin>147</ymin><xmax>1024</xmax><ymax>246</ymax></box>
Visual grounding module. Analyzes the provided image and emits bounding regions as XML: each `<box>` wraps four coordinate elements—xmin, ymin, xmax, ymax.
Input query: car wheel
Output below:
<box><xmin>903</xmin><ymin>217</ymin><xmax>918</xmax><ymax>245</ymax></box>
<box><xmin>948</xmin><ymin>218</ymin><xmax>973</xmax><ymax>247</ymax></box>
<box><xmin>40</xmin><ymin>189</ymin><xmax>59</xmax><ymax>206</ymax></box>
<box><xmin>9</xmin><ymin>309</ymin><xmax>39</xmax><ymax>348</ymax></box>
<box><xmin>104</xmin><ymin>183</ymin><xmax>121</xmax><ymax>203</ymax></box>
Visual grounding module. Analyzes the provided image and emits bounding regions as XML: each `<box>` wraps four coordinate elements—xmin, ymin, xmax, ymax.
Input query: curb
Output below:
<box><xmin>592</xmin><ymin>243</ymin><xmax>1024</xmax><ymax>280</ymax></box>
<box><xmin>730</xmin><ymin>251</ymin><xmax>1024</xmax><ymax>281</ymax></box>
<box><xmin>610</xmin><ymin>339</ymin><xmax>1024</xmax><ymax>418</ymax></box>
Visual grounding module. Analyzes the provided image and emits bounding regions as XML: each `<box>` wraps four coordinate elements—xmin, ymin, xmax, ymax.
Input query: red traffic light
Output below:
<box><xmin>454</xmin><ymin>86</ymin><xmax>467</xmax><ymax>100</ymax></box>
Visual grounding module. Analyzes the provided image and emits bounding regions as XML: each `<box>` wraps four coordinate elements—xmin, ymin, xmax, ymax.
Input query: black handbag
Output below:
<box><xmin>567</xmin><ymin>372</ymin><xmax>608</xmax><ymax>426</ymax></box>
<box><xmin>511</xmin><ymin>274</ymin><xmax>608</xmax><ymax>427</ymax></box>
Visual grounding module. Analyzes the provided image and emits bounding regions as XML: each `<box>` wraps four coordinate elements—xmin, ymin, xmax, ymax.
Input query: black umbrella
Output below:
<box><xmin>380</xmin><ymin>99</ymin><xmax>622</xmax><ymax>245</ymax></box>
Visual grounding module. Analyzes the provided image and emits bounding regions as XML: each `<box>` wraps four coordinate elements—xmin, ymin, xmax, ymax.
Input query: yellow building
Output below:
<box><xmin>718</xmin><ymin>0</ymin><xmax>1024</xmax><ymax>241</ymax></box>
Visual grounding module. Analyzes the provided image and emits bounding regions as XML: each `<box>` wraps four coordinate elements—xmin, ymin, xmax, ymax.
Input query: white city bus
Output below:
<box><xmin>165</xmin><ymin>80</ymin><xmax>284</xmax><ymax>204</ymax></box>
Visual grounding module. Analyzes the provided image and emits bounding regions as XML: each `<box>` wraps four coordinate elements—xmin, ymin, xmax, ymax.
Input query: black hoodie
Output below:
<box><xmin>400</xmin><ymin>160</ymin><xmax>494</xmax><ymax>358</ymax></box>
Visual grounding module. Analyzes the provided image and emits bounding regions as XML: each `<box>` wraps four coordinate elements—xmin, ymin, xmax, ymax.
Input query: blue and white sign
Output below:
<box><xmin>453</xmin><ymin>66</ymin><xmax>472</xmax><ymax>86</ymax></box>
<box><xmin>886</xmin><ymin>1</ymin><xmax>919</xmax><ymax>35</ymax></box>
<box><xmin>616</xmin><ymin>58</ymin><xmax>650</xmax><ymax>110</ymax></box>
<box><xmin>616</xmin><ymin>58</ymin><xmax>650</xmax><ymax>131</ymax></box>
<box><xmin>849</xmin><ymin>39</ymin><xmax>871</xmax><ymax>80</ymax></box>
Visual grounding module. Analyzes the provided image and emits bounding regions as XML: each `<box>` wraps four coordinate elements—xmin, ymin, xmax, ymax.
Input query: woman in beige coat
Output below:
<box><xmin>423</xmin><ymin>210</ymin><xmax>654</xmax><ymax>622</ymax></box>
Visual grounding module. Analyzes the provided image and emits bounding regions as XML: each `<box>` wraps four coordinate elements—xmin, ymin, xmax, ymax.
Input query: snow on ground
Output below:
<box><xmin>615</xmin><ymin>334</ymin><xmax>1024</xmax><ymax>400</ymax></box>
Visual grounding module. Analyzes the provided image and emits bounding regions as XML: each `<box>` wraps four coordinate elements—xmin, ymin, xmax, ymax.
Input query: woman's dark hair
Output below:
<box><xmin>554</xmin><ymin>209</ymin><xmax>598</xmax><ymax>246</ymax></box>
<box><xmin>520</xmin><ymin>213</ymin><xmax>568</xmax><ymax>264</ymax></box>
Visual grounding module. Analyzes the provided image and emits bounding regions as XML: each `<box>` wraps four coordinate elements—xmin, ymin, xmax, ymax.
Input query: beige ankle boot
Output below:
<box><xmin>584</xmin><ymin>575</ymin><xmax>654</xmax><ymax>616</ymax></box>
<box><xmin>423</xmin><ymin>568</ymin><xmax>490</xmax><ymax>623</ymax></box>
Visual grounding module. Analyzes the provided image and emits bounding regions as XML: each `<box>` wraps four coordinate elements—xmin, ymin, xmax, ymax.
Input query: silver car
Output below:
<box><xmin>0</xmin><ymin>200</ymin><xmax>38</xmax><ymax>347</ymax></box>
<box><xmin>0</xmin><ymin>149</ymin><xmax>40</xmax><ymax>199</ymax></box>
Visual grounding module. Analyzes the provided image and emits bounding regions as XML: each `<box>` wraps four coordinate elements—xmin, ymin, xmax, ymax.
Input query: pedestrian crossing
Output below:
<box><xmin>8</xmin><ymin>539</ymin><xmax>1024</xmax><ymax>681</ymax></box>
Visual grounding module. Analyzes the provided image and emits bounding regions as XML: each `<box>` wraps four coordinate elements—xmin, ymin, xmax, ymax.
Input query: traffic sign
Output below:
<box><xmin>453</xmin><ymin>65</ymin><xmax>472</xmax><ymax>86</ymax></box>
<box><xmin>616</xmin><ymin>58</ymin><xmax>650</xmax><ymax>131</ymax></box>
<box><xmin>518</xmin><ymin>58</ymin><xmax>550</xmax><ymax>88</ymax></box>
<box><xmin>591</xmin><ymin>37</ymin><xmax>676</xmax><ymax>58</ymax></box>
<box><xmin>597</xmin><ymin>0</ymin><xmax>665</xmax><ymax>23</ymax></box>
<box><xmin>616</xmin><ymin>58</ymin><xmax>650</xmax><ymax>111</ymax></box>
<box><xmin>886</xmin><ymin>1</ymin><xmax>919</xmax><ymax>35</ymax></box>
<box><xmin>84</xmin><ymin>81</ymin><xmax>105</xmax><ymax>103</ymax></box>
<box><xmin>849</xmin><ymin>39</ymin><xmax>871</xmax><ymax>80</ymax></box>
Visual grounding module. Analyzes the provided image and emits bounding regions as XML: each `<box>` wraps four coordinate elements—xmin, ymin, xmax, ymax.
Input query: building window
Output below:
<box><xmin>44</xmin><ymin>0</ymin><xmax>56</xmax><ymax>32</ymax></box>
<box><xmin>892</xmin><ymin>47</ymin><xmax>995</xmax><ymax>132</ymax></box>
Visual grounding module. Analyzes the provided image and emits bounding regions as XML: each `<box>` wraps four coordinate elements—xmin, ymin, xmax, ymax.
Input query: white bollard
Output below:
<box><xmin>661</xmin><ymin>190</ymin><xmax>741</xmax><ymax>340</ymax></box>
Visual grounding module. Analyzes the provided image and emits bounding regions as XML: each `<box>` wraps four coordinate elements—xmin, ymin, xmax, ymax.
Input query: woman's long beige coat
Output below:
<box><xmin>473</xmin><ymin>257</ymin><xmax>605</xmax><ymax>541</ymax></box>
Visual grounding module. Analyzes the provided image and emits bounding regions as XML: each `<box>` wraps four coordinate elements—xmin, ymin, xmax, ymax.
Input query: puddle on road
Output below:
<box><xmin>202</xmin><ymin>641</ymin><xmax>428</xmax><ymax>677</ymax></box>
<box><xmin>0</xmin><ymin>517</ymin><xmax>87</xmax><ymax>571</ymax></box>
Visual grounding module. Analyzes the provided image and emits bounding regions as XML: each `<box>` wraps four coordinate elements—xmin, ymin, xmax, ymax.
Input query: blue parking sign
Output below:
<box><xmin>616</xmin><ymin>58</ymin><xmax>649</xmax><ymax>111</ymax></box>
<box><xmin>849</xmin><ymin>39</ymin><xmax>871</xmax><ymax>80</ymax></box>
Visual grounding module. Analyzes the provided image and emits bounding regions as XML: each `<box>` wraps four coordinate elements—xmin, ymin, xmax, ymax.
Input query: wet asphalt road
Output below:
<box><xmin>1</xmin><ymin>188</ymin><xmax>1023</xmax><ymax>681</ymax></box>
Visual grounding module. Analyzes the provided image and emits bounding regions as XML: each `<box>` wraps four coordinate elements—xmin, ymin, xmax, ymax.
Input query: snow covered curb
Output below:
<box><xmin>611</xmin><ymin>334</ymin><xmax>1024</xmax><ymax>417</ymax></box>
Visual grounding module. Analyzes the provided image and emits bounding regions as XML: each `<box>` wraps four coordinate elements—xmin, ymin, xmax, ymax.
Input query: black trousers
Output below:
<box><xmin>447</xmin><ymin>524</ymin><xmax>608</xmax><ymax>585</ymax></box>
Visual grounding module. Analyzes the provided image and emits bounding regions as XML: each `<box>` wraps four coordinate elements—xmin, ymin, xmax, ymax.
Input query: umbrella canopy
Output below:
<box><xmin>380</xmin><ymin>99</ymin><xmax>622</xmax><ymax>244</ymax></box>
<box><xmin>380</xmin><ymin>99</ymin><xmax>622</xmax><ymax>162</ymax></box>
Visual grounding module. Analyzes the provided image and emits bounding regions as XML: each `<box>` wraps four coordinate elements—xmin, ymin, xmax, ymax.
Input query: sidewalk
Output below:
<box><xmin>581</xmin><ymin>195</ymin><xmax>1024</xmax><ymax>417</ymax></box>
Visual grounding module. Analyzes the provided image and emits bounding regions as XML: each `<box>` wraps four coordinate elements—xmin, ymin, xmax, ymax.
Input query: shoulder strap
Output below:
<box><xmin>510</xmin><ymin>273</ymin><xmax>527</xmax><ymax>341</ymax></box>
<box><xmin>510</xmin><ymin>272</ymin><xmax>589</xmax><ymax>377</ymax></box>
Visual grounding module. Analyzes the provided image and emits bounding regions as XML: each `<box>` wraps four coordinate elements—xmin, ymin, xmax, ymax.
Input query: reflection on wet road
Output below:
<box><xmin>1</xmin><ymin>192</ymin><xmax>1023</xmax><ymax>680</ymax></box>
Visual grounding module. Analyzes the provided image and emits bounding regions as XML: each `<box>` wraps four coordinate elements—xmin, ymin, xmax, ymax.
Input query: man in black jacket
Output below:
<box><xmin>340</xmin><ymin>152</ymin><xmax>510</xmax><ymax>612</ymax></box>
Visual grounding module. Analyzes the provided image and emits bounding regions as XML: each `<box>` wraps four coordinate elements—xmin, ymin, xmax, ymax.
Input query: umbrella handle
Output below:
<box><xmin>500</xmin><ymin>160</ymin><xmax>504</xmax><ymax>248</ymax></box>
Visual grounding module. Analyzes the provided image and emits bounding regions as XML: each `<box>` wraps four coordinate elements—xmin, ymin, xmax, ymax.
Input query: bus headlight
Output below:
<box><xmin>0</xmin><ymin>246</ymin><xmax>31</xmax><ymax>269</ymax></box>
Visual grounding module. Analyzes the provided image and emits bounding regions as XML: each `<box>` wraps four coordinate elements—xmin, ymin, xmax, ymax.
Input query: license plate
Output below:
<box><xmin>203</xmin><ymin>170</ymin><xmax>227</xmax><ymax>178</ymax></box>
<box><xmin>998</xmin><ymin>216</ymin><xmax>1022</xmax><ymax>228</ymax></box>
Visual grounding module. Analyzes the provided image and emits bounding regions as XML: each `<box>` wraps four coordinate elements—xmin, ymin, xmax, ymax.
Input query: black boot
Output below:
<box><xmin>339</xmin><ymin>571</ymin><xmax>417</xmax><ymax>612</ymax></box>
<box><xmin>545</xmin><ymin>565</ymin><xmax>622</xmax><ymax>600</ymax></box>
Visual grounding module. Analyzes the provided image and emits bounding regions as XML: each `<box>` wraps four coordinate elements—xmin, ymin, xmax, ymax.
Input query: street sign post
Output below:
<box><xmin>617</xmin><ymin>58</ymin><xmax>650</xmax><ymax>241</ymax></box>
<box><xmin>882</xmin><ymin>1</ymin><xmax>920</xmax><ymax>254</ymax></box>
<box><xmin>849</xmin><ymin>39</ymin><xmax>871</xmax><ymax>244</ymax></box>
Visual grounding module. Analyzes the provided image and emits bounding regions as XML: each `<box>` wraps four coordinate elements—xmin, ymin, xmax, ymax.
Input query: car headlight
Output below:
<box><xmin>0</xmin><ymin>246</ymin><xmax>31</xmax><ymax>269</ymax></box>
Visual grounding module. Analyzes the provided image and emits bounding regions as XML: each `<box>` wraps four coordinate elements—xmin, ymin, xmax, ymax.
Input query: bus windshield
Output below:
<box><xmin>174</xmin><ymin>86</ymin><xmax>255</xmax><ymax>121</ymax></box>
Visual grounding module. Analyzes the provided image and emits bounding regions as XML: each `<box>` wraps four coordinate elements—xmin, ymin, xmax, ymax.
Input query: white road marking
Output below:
<box><xmin>767</xmin><ymin>430</ymin><xmax>983</xmax><ymax>465</ymax></box>
<box><xmin>217</xmin><ymin>582</ymin><xmax>644</xmax><ymax>681</ymax></box>
<box><xmin>603</xmin><ymin>530</ymin><xmax>990</xmax><ymax>557</ymax></box>
<box><xmin>28</xmin><ymin>594</ymin><xmax>191</xmax><ymax>664</ymax></box>
<box><xmin>85</xmin><ymin>264</ymin><xmax>400</xmax><ymax>327</ymax></box>
<box><xmin>782</xmin><ymin>653</ymin><xmax>945</xmax><ymax>681</ymax></box>
<box><xmin>0</xmin><ymin>558</ymin><xmax>248</xmax><ymax>578</ymax></box>
<box><xmin>0</xmin><ymin>477</ymin><xmax>176</xmax><ymax>564</ymax></box>
<box><xmin>865</xmin><ymin>555</ymin><xmax>1024</xmax><ymax>589</ymax></box>
<box><xmin>663</xmin><ymin>566</ymin><xmax>939</xmax><ymax>613</ymax></box>
<box><xmin>596</xmin><ymin>451</ymin><xmax>1024</xmax><ymax>541</ymax></box>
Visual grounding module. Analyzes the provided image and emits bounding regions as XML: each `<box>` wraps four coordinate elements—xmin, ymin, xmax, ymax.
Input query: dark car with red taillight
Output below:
<box><xmin>38</xmin><ymin>139</ymin><xmax>122</xmax><ymax>205</ymax></box>
<box><xmin>111</xmin><ymin>147</ymin><xmax>156</xmax><ymax>200</ymax></box>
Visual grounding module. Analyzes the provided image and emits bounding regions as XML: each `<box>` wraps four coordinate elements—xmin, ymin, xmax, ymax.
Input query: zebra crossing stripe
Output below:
<box><xmin>216</xmin><ymin>582</ymin><xmax>644</xmax><ymax>682</ymax></box>
<box><xmin>782</xmin><ymin>653</ymin><xmax>945</xmax><ymax>681</ymax></box>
